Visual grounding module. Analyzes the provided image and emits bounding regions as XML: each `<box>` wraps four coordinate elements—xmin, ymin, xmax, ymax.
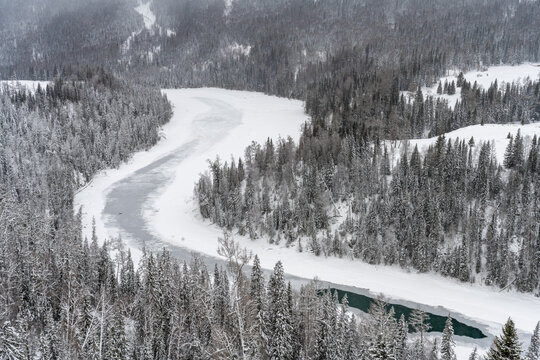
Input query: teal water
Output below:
<box><xmin>325</xmin><ymin>288</ymin><xmax>486</xmax><ymax>339</ymax></box>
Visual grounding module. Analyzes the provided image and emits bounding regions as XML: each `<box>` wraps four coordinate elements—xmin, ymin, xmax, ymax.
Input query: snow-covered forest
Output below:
<box><xmin>0</xmin><ymin>0</ymin><xmax>540</xmax><ymax>358</ymax></box>
<box><xmin>197</xmin><ymin>77</ymin><xmax>540</xmax><ymax>293</ymax></box>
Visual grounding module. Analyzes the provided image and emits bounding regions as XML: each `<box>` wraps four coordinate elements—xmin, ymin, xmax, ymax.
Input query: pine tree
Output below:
<box><xmin>457</xmin><ymin>72</ymin><xmax>465</xmax><ymax>87</ymax></box>
<box><xmin>429</xmin><ymin>339</ymin><xmax>440</xmax><ymax>360</ymax></box>
<box><xmin>468</xmin><ymin>347</ymin><xmax>478</xmax><ymax>360</ymax></box>
<box><xmin>370</xmin><ymin>332</ymin><xmax>397</xmax><ymax>360</ymax></box>
<box><xmin>315</xmin><ymin>293</ymin><xmax>333</xmax><ymax>360</ymax></box>
<box><xmin>486</xmin><ymin>318</ymin><xmax>522</xmax><ymax>360</ymax></box>
<box><xmin>0</xmin><ymin>321</ymin><xmax>25</xmax><ymax>360</ymax></box>
<box><xmin>395</xmin><ymin>314</ymin><xmax>409</xmax><ymax>359</ymax></box>
<box><xmin>105</xmin><ymin>309</ymin><xmax>128</xmax><ymax>360</ymax></box>
<box><xmin>266</xmin><ymin>261</ymin><xmax>293</xmax><ymax>360</ymax></box>
<box><xmin>250</xmin><ymin>255</ymin><xmax>265</xmax><ymax>312</ymax></box>
<box><xmin>526</xmin><ymin>322</ymin><xmax>540</xmax><ymax>360</ymax></box>
<box><xmin>410</xmin><ymin>308</ymin><xmax>431</xmax><ymax>343</ymax></box>
<box><xmin>504</xmin><ymin>135</ymin><xmax>515</xmax><ymax>168</ymax></box>
<box><xmin>343</xmin><ymin>315</ymin><xmax>360</xmax><ymax>359</ymax></box>
<box><xmin>512</xmin><ymin>129</ymin><xmax>524</xmax><ymax>169</ymax></box>
<box><xmin>250</xmin><ymin>255</ymin><xmax>266</xmax><ymax>357</ymax></box>
<box><xmin>440</xmin><ymin>315</ymin><xmax>456</xmax><ymax>360</ymax></box>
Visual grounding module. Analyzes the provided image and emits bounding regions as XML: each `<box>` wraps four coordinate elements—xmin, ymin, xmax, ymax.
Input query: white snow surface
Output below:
<box><xmin>75</xmin><ymin>88</ymin><xmax>307</xmax><ymax>263</ymax></box>
<box><xmin>122</xmin><ymin>1</ymin><xmax>155</xmax><ymax>54</ymax></box>
<box><xmin>0</xmin><ymin>80</ymin><xmax>50</xmax><ymax>94</ymax></box>
<box><xmin>224</xmin><ymin>0</ymin><xmax>235</xmax><ymax>16</ymax></box>
<box><xmin>402</xmin><ymin>63</ymin><xmax>540</xmax><ymax>108</ymax></box>
<box><xmin>221</xmin><ymin>42</ymin><xmax>252</xmax><ymax>58</ymax></box>
<box><xmin>75</xmin><ymin>88</ymin><xmax>540</xmax><ymax>359</ymax></box>
<box><xmin>135</xmin><ymin>2</ymin><xmax>156</xmax><ymax>31</ymax></box>
<box><xmin>123</xmin><ymin>2</ymin><xmax>172</xmax><ymax>55</ymax></box>
<box><xmin>386</xmin><ymin>122</ymin><xmax>540</xmax><ymax>167</ymax></box>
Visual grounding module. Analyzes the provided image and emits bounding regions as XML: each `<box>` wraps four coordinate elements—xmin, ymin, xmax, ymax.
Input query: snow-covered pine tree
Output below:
<box><xmin>527</xmin><ymin>322</ymin><xmax>540</xmax><ymax>360</ymax></box>
<box><xmin>468</xmin><ymin>347</ymin><xmax>478</xmax><ymax>360</ymax></box>
<box><xmin>512</xmin><ymin>129</ymin><xmax>524</xmax><ymax>169</ymax></box>
<box><xmin>410</xmin><ymin>308</ymin><xmax>431</xmax><ymax>342</ymax></box>
<box><xmin>440</xmin><ymin>315</ymin><xmax>456</xmax><ymax>360</ymax></box>
<box><xmin>395</xmin><ymin>314</ymin><xmax>409</xmax><ymax>359</ymax></box>
<box><xmin>0</xmin><ymin>321</ymin><xmax>26</xmax><ymax>360</ymax></box>
<box><xmin>266</xmin><ymin>261</ymin><xmax>293</xmax><ymax>360</ymax></box>
<box><xmin>486</xmin><ymin>318</ymin><xmax>522</xmax><ymax>360</ymax></box>
<box><xmin>104</xmin><ymin>308</ymin><xmax>128</xmax><ymax>360</ymax></box>
<box><xmin>429</xmin><ymin>338</ymin><xmax>439</xmax><ymax>360</ymax></box>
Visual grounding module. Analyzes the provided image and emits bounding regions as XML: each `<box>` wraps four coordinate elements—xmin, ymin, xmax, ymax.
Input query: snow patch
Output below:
<box><xmin>224</xmin><ymin>0</ymin><xmax>235</xmax><ymax>16</ymax></box>
<box><xmin>0</xmin><ymin>80</ymin><xmax>50</xmax><ymax>94</ymax></box>
<box><xmin>402</xmin><ymin>63</ymin><xmax>540</xmax><ymax>108</ymax></box>
<box><xmin>32</xmin><ymin>47</ymin><xmax>42</xmax><ymax>61</ymax></box>
<box><xmin>294</xmin><ymin>66</ymin><xmax>300</xmax><ymax>82</ymax></box>
<box><xmin>386</xmin><ymin>122</ymin><xmax>540</xmax><ymax>167</ymax></box>
<box><xmin>121</xmin><ymin>30</ymin><xmax>140</xmax><ymax>54</ymax></box>
<box><xmin>135</xmin><ymin>2</ymin><xmax>156</xmax><ymax>31</ymax></box>
<box><xmin>221</xmin><ymin>42</ymin><xmax>252</xmax><ymax>58</ymax></box>
<box><xmin>122</xmin><ymin>2</ymin><xmax>163</xmax><ymax>57</ymax></box>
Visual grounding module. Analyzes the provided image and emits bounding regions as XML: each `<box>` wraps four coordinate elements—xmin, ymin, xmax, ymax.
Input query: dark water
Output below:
<box><xmin>324</xmin><ymin>288</ymin><xmax>486</xmax><ymax>339</ymax></box>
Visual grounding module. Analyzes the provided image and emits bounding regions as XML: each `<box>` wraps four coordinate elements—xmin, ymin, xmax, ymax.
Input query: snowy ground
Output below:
<box><xmin>75</xmin><ymin>88</ymin><xmax>540</xmax><ymax>359</ymax></box>
<box><xmin>0</xmin><ymin>80</ymin><xmax>50</xmax><ymax>94</ymax></box>
<box><xmin>122</xmin><ymin>1</ymin><xmax>174</xmax><ymax>59</ymax></box>
<box><xmin>75</xmin><ymin>88</ymin><xmax>307</xmax><ymax>263</ymax></box>
<box><xmin>135</xmin><ymin>2</ymin><xmax>156</xmax><ymax>31</ymax></box>
<box><xmin>122</xmin><ymin>2</ymin><xmax>156</xmax><ymax>54</ymax></box>
<box><xmin>402</xmin><ymin>62</ymin><xmax>540</xmax><ymax>108</ymax></box>
<box><xmin>385</xmin><ymin>122</ymin><xmax>540</xmax><ymax>167</ymax></box>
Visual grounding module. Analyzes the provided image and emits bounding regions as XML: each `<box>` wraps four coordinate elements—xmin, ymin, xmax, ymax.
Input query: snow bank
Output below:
<box><xmin>402</xmin><ymin>63</ymin><xmax>540</xmax><ymax>108</ymax></box>
<box><xmin>0</xmin><ymin>80</ymin><xmax>50</xmax><ymax>94</ymax></box>
<box><xmin>386</xmin><ymin>122</ymin><xmax>540</xmax><ymax>166</ymax></box>
<box><xmin>221</xmin><ymin>42</ymin><xmax>252</xmax><ymax>58</ymax></box>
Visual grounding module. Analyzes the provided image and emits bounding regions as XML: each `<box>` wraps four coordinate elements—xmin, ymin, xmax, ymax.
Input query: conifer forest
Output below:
<box><xmin>0</xmin><ymin>0</ymin><xmax>540</xmax><ymax>358</ymax></box>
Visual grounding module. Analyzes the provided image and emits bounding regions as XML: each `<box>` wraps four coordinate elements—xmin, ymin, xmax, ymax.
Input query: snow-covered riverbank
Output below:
<box><xmin>75</xmin><ymin>87</ymin><xmax>307</xmax><ymax>263</ymax></box>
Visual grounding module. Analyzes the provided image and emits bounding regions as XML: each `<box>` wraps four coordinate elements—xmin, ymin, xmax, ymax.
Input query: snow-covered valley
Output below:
<box><xmin>74</xmin><ymin>82</ymin><xmax>540</xmax><ymax>358</ymax></box>
<box><xmin>4</xmin><ymin>0</ymin><xmax>540</xmax><ymax>357</ymax></box>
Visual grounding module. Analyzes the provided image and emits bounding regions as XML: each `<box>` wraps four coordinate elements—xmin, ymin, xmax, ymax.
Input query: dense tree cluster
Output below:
<box><xmin>304</xmin><ymin>55</ymin><xmax>540</xmax><ymax>140</ymax></box>
<box><xmin>0</xmin><ymin>68</ymin><xmax>172</xmax><ymax>357</ymax></box>
<box><xmin>1</xmin><ymin>225</ymin><xmax>537</xmax><ymax>359</ymax></box>
<box><xmin>0</xmin><ymin>0</ymin><xmax>141</xmax><ymax>77</ymax></box>
<box><xmin>1</xmin><ymin>0</ymin><xmax>539</xmax><ymax>100</ymax></box>
<box><xmin>197</xmin><ymin>79</ymin><xmax>540</xmax><ymax>293</ymax></box>
<box><xmin>1</xmin><ymin>0</ymin><xmax>540</xmax><ymax>357</ymax></box>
